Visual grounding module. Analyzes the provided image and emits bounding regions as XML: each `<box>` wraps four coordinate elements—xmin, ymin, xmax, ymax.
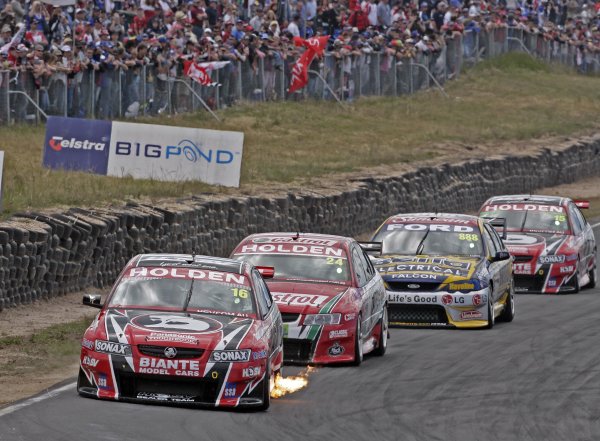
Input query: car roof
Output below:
<box><xmin>482</xmin><ymin>194</ymin><xmax>570</xmax><ymax>207</ymax></box>
<box><xmin>133</xmin><ymin>254</ymin><xmax>246</xmax><ymax>274</ymax></box>
<box><xmin>235</xmin><ymin>232</ymin><xmax>354</xmax><ymax>249</ymax></box>
<box><xmin>383</xmin><ymin>212</ymin><xmax>481</xmax><ymax>225</ymax></box>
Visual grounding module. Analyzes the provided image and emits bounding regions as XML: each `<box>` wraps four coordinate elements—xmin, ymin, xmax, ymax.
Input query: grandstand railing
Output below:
<box><xmin>1</xmin><ymin>27</ymin><xmax>598</xmax><ymax>125</ymax></box>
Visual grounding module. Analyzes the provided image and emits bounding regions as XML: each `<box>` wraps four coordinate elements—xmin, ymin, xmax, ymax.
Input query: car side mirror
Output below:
<box><xmin>492</xmin><ymin>251</ymin><xmax>511</xmax><ymax>262</ymax></box>
<box><xmin>256</xmin><ymin>266</ymin><xmax>275</xmax><ymax>279</ymax></box>
<box><xmin>83</xmin><ymin>294</ymin><xmax>103</xmax><ymax>309</ymax></box>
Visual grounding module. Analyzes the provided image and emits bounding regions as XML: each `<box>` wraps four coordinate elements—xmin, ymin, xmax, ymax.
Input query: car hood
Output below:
<box><xmin>96</xmin><ymin>309</ymin><xmax>256</xmax><ymax>351</ymax></box>
<box><xmin>503</xmin><ymin>232</ymin><xmax>575</xmax><ymax>260</ymax></box>
<box><xmin>266</xmin><ymin>280</ymin><xmax>349</xmax><ymax>314</ymax></box>
<box><xmin>373</xmin><ymin>255</ymin><xmax>482</xmax><ymax>284</ymax></box>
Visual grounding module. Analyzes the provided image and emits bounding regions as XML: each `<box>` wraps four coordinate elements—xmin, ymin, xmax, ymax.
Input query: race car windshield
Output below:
<box><xmin>232</xmin><ymin>254</ymin><xmax>351</xmax><ymax>283</ymax></box>
<box><xmin>108</xmin><ymin>272</ymin><xmax>256</xmax><ymax>316</ymax></box>
<box><xmin>373</xmin><ymin>229</ymin><xmax>484</xmax><ymax>256</ymax></box>
<box><xmin>481</xmin><ymin>206</ymin><xmax>570</xmax><ymax>233</ymax></box>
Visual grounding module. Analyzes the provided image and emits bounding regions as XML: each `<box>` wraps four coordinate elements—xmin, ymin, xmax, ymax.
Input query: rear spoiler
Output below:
<box><xmin>256</xmin><ymin>266</ymin><xmax>275</xmax><ymax>279</ymax></box>
<box><xmin>574</xmin><ymin>200</ymin><xmax>590</xmax><ymax>209</ymax></box>
<box><xmin>359</xmin><ymin>241</ymin><xmax>382</xmax><ymax>256</ymax></box>
<box><xmin>488</xmin><ymin>218</ymin><xmax>507</xmax><ymax>240</ymax></box>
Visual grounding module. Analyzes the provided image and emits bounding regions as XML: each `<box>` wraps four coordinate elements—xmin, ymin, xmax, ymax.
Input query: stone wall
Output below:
<box><xmin>1</xmin><ymin>139</ymin><xmax>598</xmax><ymax>310</ymax></box>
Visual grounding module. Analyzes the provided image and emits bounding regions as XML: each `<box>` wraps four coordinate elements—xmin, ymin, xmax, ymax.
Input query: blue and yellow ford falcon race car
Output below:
<box><xmin>370</xmin><ymin>213</ymin><xmax>515</xmax><ymax>329</ymax></box>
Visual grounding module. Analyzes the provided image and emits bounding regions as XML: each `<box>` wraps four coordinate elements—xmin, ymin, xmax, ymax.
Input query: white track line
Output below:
<box><xmin>592</xmin><ymin>222</ymin><xmax>600</xmax><ymax>230</ymax></box>
<box><xmin>0</xmin><ymin>382</ymin><xmax>76</xmax><ymax>418</ymax></box>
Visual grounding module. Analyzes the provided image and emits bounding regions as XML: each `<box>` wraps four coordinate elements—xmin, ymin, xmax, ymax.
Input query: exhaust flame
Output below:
<box><xmin>270</xmin><ymin>367</ymin><xmax>315</xmax><ymax>398</ymax></box>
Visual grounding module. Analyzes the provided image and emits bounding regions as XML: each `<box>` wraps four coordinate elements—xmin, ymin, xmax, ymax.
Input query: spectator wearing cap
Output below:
<box><xmin>74</xmin><ymin>8</ymin><xmax>88</xmax><ymax>26</ymax></box>
<box><xmin>268</xmin><ymin>19</ymin><xmax>280</xmax><ymax>36</ymax></box>
<box><xmin>232</xmin><ymin>19</ymin><xmax>246</xmax><ymax>41</ymax></box>
<box><xmin>377</xmin><ymin>0</ymin><xmax>391</xmax><ymax>27</ymax></box>
<box><xmin>0</xmin><ymin>23</ymin><xmax>11</xmax><ymax>45</ymax></box>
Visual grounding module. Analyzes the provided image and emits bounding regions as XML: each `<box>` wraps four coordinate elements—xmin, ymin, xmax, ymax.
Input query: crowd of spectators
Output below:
<box><xmin>0</xmin><ymin>0</ymin><xmax>597</xmax><ymax>118</ymax></box>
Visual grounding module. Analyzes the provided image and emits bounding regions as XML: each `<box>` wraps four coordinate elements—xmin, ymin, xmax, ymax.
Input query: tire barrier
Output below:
<box><xmin>0</xmin><ymin>139</ymin><xmax>599</xmax><ymax>311</ymax></box>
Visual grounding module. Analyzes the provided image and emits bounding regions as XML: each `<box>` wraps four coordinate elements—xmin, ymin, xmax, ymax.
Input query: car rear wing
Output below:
<box><xmin>574</xmin><ymin>200</ymin><xmax>590</xmax><ymax>209</ymax></box>
<box><xmin>359</xmin><ymin>241</ymin><xmax>382</xmax><ymax>256</ymax></box>
<box><xmin>256</xmin><ymin>266</ymin><xmax>275</xmax><ymax>279</ymax></box>
<box><xmin>487</xmin><ymin>217</ymin><xmax>507</xmax><ymax>240</ymax></box>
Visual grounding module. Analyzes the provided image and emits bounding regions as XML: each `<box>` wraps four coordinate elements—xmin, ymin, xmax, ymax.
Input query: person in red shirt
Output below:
<box><xmin>132</xmin><ymin>7</ymin><xmax>147</xmax><ymax>35</ymax></box>
<box><xmin>348</xmin><ymin>5</ymin><xmax>369</xmax><ymax>31</ymax></box>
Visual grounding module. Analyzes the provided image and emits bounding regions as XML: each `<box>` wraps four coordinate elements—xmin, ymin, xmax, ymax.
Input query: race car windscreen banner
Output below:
<box><xmin>42</xmin><ymin>116</ymin><xmax>244</xmax><ymax>187</ymax></box>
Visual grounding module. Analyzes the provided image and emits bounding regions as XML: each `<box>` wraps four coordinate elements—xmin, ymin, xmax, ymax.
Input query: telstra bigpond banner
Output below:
<box><xmin>43</xmin><ymin>116</ymin><xmax>244</xmax><ymax>187</ymax></box>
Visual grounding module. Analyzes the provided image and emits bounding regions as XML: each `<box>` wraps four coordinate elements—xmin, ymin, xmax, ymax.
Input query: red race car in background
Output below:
<box><xmin>78</xmin><ymin>254</ymin><xmax>283</xmax><ymax>410</ymax></box>
<box><xmin>479</xmin><ymin>195</ymin><xmax>597</xmax><ymax>293</ymax></box>
<box><xmin>230</xmin><ymin>233</ymin><xmax>388</xmax><ymax>365</ymax></box>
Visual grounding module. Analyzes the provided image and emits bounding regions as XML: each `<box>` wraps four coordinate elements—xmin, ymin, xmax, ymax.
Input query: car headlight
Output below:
<box><xmin>446</xmin><ymin>279</ymin><xmax>486</xmax><ymax>292</ymax></box>
<box><xmin>303</xmin><ymin>313</ymin><xmax>341</xmax><ymax>326</ymax></box>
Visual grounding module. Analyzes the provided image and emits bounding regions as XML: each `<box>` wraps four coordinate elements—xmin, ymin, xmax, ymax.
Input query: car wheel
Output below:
<box><xmin>498</xmin><ymin>282</ymin><xmax>515</xmax><ymax>322</ymax></box>
<box><xmin>587</xmin><ymin>264</ymin><xmax>597</xmax><ymax>289</ymax></box>
<box><xmin>351</xmin><ymin>315</ymin><xmax>363</xmax><ymax>366</ymax></box>
<box><xmin>485</xmin><ymin>290</ymin><xmax>495</xmax><ymax>329</ymax></box>
<box><xmin>372</xmin><ymin>306</ymin><xmax>388</xmax><ymax>356</ymax></box>
<box><xmin>572</xmin><ymin>259</ymin><xmax>581</xmax><ymax>294</ymax></box>
<box><xmin>257</xmin><ymin>363</ymin><xmax>271</xmax><ymax>411</ymax></box>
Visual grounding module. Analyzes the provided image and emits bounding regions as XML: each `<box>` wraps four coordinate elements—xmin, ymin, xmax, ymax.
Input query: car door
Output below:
<box><xmin>482</xmin><ymin>224</ymin><xmax>502</xmax><ymax>303</ymax></box>
<box><xmin>567</xmin><ymin>203</ymin><xmax>587</xmax><ymax>279</ymax></box>
<box><xmin>486</xmin><ymin>223</ymin><xmax>512</xmax><ymax>295</ymax></box>
<box><xmin>356</xmin><ymin>244</ymin><xmax>384</xmax><ymax>334</ymax></box>
<box><xmin>571</xmin><ymin>203</ymin><xmax>595</xmax><ymax>272</ymax></box>
<box><xmin>252</xmin><ymin>270</ymin><xmax>282</xmax><ymax>361</ymax></box>
<box><xmin>351</xmin><ymin>245</ymin><xmax>373</xmax><ymax>335</ymax></box>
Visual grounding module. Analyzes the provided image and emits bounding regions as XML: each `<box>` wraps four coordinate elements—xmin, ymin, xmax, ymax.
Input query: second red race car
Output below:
<box><xmin>479</xmin><ymin>195</ymin><xmax>597</xmax><ymax>293</ymax></box>
<box><xmin>230</xmin><ymin>233</ymin><xmax>388</xmax><ymax>365</ymax></box>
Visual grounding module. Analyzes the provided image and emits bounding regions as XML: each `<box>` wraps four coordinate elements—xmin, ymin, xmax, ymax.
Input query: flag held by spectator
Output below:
<box><xmin>288</xmin><ymin>50</ymin><xmax>313</xmax><ymax>94</ymax></box>
<box><xmin>288</xmin><ymin>36</ymin><xmax>329</xmax><ymax>94</ymax></box>
<box><xmin>184</xmin><ymin>60</ymin><xmax>218</xmax><ymax>87</ymax></box>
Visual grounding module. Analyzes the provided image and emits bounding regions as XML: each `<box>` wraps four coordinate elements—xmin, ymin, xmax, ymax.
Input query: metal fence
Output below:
<box><xmin>1</xmin><ymin>27</ymin><xmax>599</xmax><ymax>125</ymax></box>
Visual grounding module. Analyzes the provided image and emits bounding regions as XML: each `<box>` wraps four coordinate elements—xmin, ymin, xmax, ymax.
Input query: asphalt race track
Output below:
<box><xmin>1</xmin><ymin>225</ymin><xmax>599</xmax><ymax>441</ymax></box>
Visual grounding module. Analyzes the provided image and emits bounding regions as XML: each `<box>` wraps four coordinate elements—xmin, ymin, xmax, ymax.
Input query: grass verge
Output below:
<box><xmin>0</xmin><ymin>317</ymin><xmax>91</xmax><ymax>406</ymax></box>
<box><xmin>0</xmin><ymin>53</ymin><xmax>600</xmax><ymax>217</ymax></box>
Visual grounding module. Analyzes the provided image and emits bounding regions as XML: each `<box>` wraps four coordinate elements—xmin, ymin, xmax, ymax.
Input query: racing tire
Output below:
<box><xmin>498</xmin><ymin>282</ymin><xmax>515</xmax><ymax>322</ymax></box>
<box><xmin>485</xmin><ymin>291</ymin><xmax>495</xmax><ymax>329</ymax></box>
<box><xmin>372</xmin><ymin>306</ymin><xmax>388</xmax><ymax>356</ymax></box>
<box><xmin>571</xmin><ymin>260</ymin><xmax>581</xmax><ymax>294</ymax></box>
<box><xmin>351</xmin><ymin>316</ymin><xmax>363</xmax><ymax>366</ymax></box>
<box><xmin>257</xmin><ymin>363</ymin><xmax>271</xmax><ymax>411</ymax></box>
<box><xmin>587</xmin><ymin>265</ymin><xmax>597</xmax><ymax>289</ymax></box>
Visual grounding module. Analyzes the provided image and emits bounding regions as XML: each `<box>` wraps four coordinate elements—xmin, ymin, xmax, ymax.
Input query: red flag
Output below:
<box><xmin>288</xmin><ymin>36</ymin><xmax>329</xmax><ymax>93</ymax></box>
<box><xmin>303</xmin><ymin>36</ymin><xmax>330</xmax><ymax>57</ymax></box>
<box><xmin>288</xmin><ymin>49</ymin><xmax>314</xmax><ymax>94</ymax></box>
<box><xmin>184</xmin><ymin>60</ymin><xmax>218</xmax><ymax>87</ymax></box>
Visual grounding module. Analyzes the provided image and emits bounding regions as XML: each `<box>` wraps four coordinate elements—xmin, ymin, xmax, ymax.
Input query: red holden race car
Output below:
<box><xmin>480</xmin><ymin>195</ymin><xmax>597</xmax><ymax>293</ymax></box>
<box><xmin>78</xmin><ymin>254</ymin><xmax>283</xmax><ymax>410</ymax></box>
<box><xmin>230</xmin><ymin>233</ymin><xmax>388</xmax><ymax>365</ymax></box>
